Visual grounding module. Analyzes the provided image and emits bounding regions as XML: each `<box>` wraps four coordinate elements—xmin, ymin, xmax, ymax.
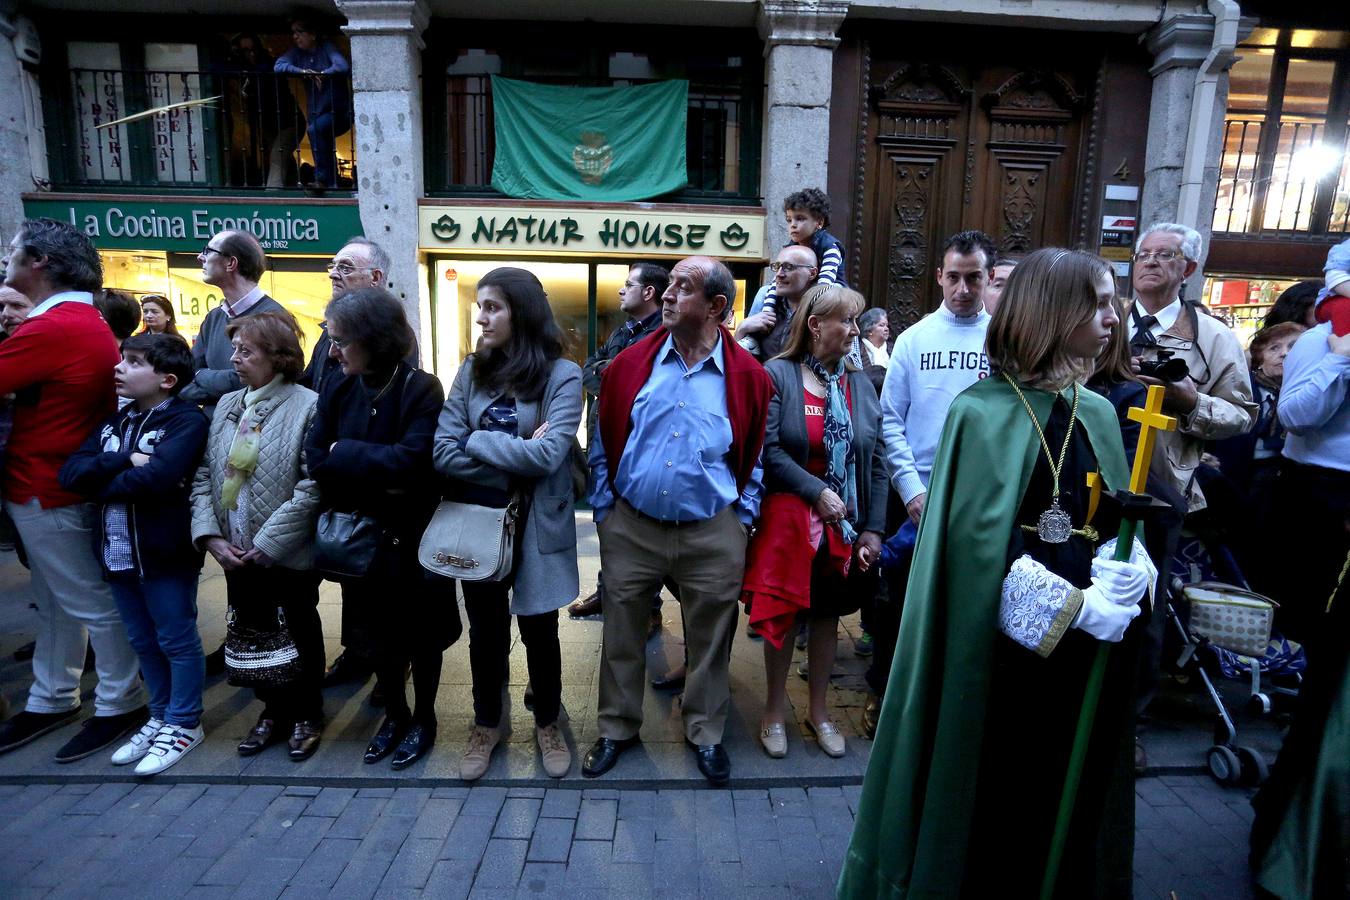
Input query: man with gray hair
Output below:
<box><xmin>0</xmin><ymin>219</ymin><xmax>147</xmax><ymax>761</ymax></box>
<box><xmin>1129</xmin><ymin>222</ymin><xmax>1255</xmax><ymax>511</ymax></box>
<box><xmin>1128</xmin><ymin>222</ymin><xmax>1255</xmax><ymax>767</ymax></box>
<box><xmin>302</xmin><ymin>236</ymin><xmax>392</xmax><ymax>396</ymax></box>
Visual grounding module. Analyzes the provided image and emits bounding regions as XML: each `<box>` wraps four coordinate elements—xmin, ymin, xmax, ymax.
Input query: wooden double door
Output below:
<box><xmin>852</xmin><ymin>54</ymin><xmax>1100</xmax><ymax>328</ymax></box>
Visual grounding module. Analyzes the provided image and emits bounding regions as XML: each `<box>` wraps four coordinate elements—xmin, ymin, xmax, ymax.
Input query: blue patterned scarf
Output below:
<box><xmin>805</xmin><ymin>355</ymin><xmax>857</xmax><ymax>543</ymax></box>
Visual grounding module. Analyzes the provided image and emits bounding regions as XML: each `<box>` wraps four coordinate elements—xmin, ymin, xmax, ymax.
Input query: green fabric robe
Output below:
<box><xmin>837</xmin><ymin>376</ymin><xmax>1131</xmax><ymax>899</ymax></box>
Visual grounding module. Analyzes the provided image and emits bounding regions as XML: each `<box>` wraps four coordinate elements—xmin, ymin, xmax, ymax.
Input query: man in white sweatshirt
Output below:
<box><xmin>861</xmin><ymin>229</ymin><xmax>997</xmax><ymax>735</ymax></box>
<box><xmin>882</xmin><ymin>229</ymin><xmax>997</xmax><ymax>523</ymax></box>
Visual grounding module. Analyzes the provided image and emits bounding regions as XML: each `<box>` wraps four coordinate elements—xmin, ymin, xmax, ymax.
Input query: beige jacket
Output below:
<box><xmin>1139</xmin><ymin>301</ymin><xmax>1256</xmax><ymax>512</ymax></box>
<box><xmin>190</xmin><ymin>381</ymin><xmax>321</xmax><ymax>569</ymax></box>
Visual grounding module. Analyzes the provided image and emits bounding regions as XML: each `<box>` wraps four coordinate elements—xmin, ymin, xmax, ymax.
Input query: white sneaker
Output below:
<box><xmin>133</xmin><ymin>723</ymin><xmax>204</xmax><ymax>776</ymax></box>
<box><xmin>110</xmin><ymin>717</ymin><xmax>164</xmax><ymax>765</ymax></box>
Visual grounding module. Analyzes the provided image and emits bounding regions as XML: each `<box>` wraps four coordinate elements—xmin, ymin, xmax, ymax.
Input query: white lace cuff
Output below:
<box><xmin>999</xmin><ymin>555</ymin><xmax>1084</xmax><ymax>658</ymax></box>
<box><xmin>1096</xmin><ymin>536</ymin><xmax>1159</xmax><ymax>608</ymax></box>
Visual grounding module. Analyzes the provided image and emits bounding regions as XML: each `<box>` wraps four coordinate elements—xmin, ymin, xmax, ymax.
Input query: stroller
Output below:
<box><xmin>1164</xmin><ymin>534</ymin><xmax>1304</xmax><ymax>786</ymax></box>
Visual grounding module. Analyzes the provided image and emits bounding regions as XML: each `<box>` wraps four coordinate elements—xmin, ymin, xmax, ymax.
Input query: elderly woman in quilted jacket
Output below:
<box><xmin>190</xmin><ymin>310</ymin><xmax>324</xmax><ymax>762</ymax></box>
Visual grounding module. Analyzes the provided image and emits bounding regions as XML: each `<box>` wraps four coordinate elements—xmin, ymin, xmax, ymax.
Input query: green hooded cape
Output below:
<box><xmin>837</xmin><ymin>376</ymin><xmax>1130</xmax><ymax>899</ymax></box>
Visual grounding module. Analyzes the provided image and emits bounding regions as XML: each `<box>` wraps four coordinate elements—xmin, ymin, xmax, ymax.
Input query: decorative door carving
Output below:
<box><xmin>858</xmin><ymin>57</ymin><xmax>1094</xmax><ymax>329</ymax></box>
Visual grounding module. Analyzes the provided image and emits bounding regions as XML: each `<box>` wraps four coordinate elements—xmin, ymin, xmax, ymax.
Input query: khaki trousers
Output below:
<box><xmin>596</xmin><ymin>499</ymin><xmax>747</xmax><ymax>745</ymax></box>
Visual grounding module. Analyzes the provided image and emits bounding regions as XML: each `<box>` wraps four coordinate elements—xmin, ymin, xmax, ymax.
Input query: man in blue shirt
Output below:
<box><xmin>569</xmin><ymin>262</ymin><xmax>669</xmax><ymax>625</ymax></box>
<box><xmin>583</xmin><ymin>256</ymin><xmax>774</xmax><ymax>786</ymax></box>
<box><xmin>1269</xmin><ymin>322</ymin><xmax>1350</xmax><ymax>641</ymax></box>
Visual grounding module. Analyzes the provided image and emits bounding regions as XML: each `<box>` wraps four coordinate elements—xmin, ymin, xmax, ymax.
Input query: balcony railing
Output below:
<box><xmin>1213</xmin><ymin>115</ymin><xmax>1350</xmax><ymax>237</ymax></box>
<box><xmin>429</xmin><ymin>77</ymin><xmax>757</xmax><ymax>203</ymax></box>
<box><xmin>49</xmin><ymin>68</ymin><xmax>356</xmax><ymax>192</ymax></box>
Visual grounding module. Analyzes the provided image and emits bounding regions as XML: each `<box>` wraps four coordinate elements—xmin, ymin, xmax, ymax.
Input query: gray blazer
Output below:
<box><xmin>763</xmin><ymin>358</ymin><xmax>888</xmax><ymax>535</ymax></box>
<box><xmin>432</xmin><ymin>356</ymin><xmax>583</xmax><ymax>615</ymax></box>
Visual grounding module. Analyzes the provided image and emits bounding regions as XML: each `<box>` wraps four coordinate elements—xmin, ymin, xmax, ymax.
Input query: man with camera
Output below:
<box><xmin>1128</xmin><ymin>223</ymin><xmax>1256</xmax><ymax>765</ymax></box>
<box><xmin>1129</xmin><ymin>223</ymin><xmax>1256</xmax><ymax>508</ymax></box>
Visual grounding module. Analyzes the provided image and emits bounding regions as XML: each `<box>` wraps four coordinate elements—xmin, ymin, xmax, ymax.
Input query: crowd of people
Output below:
<box><xmin>0</xmin><ymin>186</ymin><xmax>1345</xmax><ymax>897</ymax></box>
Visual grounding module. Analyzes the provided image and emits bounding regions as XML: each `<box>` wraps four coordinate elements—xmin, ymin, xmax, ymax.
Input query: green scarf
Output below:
<box><xmin>220</xmin><ymin>375</ymin><xmax>285</xmax><ymax>511</ymax></box>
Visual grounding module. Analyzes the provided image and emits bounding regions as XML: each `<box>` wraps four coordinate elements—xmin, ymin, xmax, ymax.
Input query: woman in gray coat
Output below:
<box><xmin>748</xmin><ymin>284</ymin><xmax>887</xmax><ymax>761</ymax></box>
<box><xmin>432</xmin><ymin>268</ymin><xmax>582</xmax><ymax>782</ymax></box>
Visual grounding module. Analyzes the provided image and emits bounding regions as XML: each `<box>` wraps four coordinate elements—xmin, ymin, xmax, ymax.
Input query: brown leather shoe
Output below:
<box><xmin>568</xmin><ymin>590</ymin><xmax>603</xmax><ymax>619</ymax></box>
<box><xmin>862</xmin><ymin>693</ymin><xmax>881</xmax><ymax>740</ymax></box>
<box><xmin>288</xmin><ymin>720</ymin><xmax>323</xmax><ymax>761</ymax></box>
<box><xmin>237</xmin><ymin>717</ymin><xmax>283</xmax><ymax>756</ymax></box>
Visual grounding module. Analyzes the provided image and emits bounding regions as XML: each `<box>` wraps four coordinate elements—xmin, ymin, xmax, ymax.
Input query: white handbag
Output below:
<box><xmin>417</xmin><ymin>497</ymin><xmax>520</xmax><ymax>582</ymax></box>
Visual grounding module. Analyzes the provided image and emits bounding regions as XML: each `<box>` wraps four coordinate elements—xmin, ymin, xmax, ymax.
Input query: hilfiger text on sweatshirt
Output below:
<box><xmin>918</xmin><ymin>350</ymin><xmax>989</xmax><ymax>373</ymax></box>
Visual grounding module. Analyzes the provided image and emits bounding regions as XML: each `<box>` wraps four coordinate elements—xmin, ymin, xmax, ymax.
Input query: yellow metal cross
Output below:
<box><xmin>1127</xmin><ymin>385</ymin><xmax>1178</xmax><ymax>495</ymax></box>
<box><xmin>1085</xmin><ymin>472</ymin><xmax>1103</xmax><ymax>525</ymax></box>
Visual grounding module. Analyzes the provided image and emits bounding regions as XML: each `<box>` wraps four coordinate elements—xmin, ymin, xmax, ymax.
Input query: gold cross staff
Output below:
<box><xmin>1127</xmin><ymin>385</ymin><xmax>1178</xmax><ymax>495</ymax></box>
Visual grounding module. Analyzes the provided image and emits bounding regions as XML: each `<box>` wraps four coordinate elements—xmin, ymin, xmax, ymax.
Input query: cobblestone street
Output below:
<box><xmin>1</xmin><ymin>775</ymin><xmax>1258</xmax><ymax>898</ymax></box>
<box><xmin>0</xmin><ymin>527</ymin><xmax>1276</xmax><ymax>897</ymax></box>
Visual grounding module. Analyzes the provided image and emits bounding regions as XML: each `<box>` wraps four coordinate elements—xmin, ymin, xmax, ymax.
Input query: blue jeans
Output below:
<box><xmin>109</xmin><ymin>571</ymin><xmax>204</xmax><ymax>727</ymax></box>
<box><xmin>307</xmin><ymin>111</ymin><xmax>351</xmax><ymax>187</ymax></box>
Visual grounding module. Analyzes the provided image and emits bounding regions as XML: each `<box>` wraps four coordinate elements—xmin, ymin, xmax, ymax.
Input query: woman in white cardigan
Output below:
<box><xmin>433</xmin><ymin>267</ymin><xmax>582</xmax><ymax>782</ymax></box>
<box><xmin>190</xmin><ymin>310</ymin><xmax>323</xmax><ymax>762</ymax></box>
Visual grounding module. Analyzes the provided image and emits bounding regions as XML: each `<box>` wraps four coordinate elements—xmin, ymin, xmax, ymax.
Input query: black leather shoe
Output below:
<box><xmin>650</xmin><ymin>667</ymin><xmax>686</xmax><ymax>691</ymax></box>
<box><xmin>686</xmin><ymin>740</ymin><xmax>730</xmax><ymax>787</ymax></box>
<box><xmin>238</xmin><ymin>717</ymin><xmax>285</xmax><ymax>756</ymax></box>
<box><xmin>364</xmin><ymin>717</ymin><xmax>408</xmax><ymax>764</ymax></box>
<box><xmin>390</xmin><ymin>722</ymin><xmax>436</xmax><ymax>770</ymax></box>
<box><xmin>288</xmin><ymin>720</ymin><xmax>323</xmax><ymax>761</ymax></box>
<box><xmin>568</xmin><ymin>590</ymin><xmax>603</xmax><ymax>619</ymax></box>
<box><xmin>581</xmin><ymin>736</ymin><xmax>640</xmax><ymax>778</ymax></box>
<box><xmin>324</xmin><ymin>650</ymin><xmax>374</xmax><ymax>688</ymax></box>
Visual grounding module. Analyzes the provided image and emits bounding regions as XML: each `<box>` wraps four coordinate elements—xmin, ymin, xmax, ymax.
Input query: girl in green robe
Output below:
<box><xmin>839</xmin><ymin>249</ymin><xmax>1157</xmax><ymax>899</ymax></box>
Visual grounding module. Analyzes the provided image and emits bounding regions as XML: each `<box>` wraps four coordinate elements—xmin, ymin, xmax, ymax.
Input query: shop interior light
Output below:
<box><xmin>1291</xmin><ymin>143</ymin><xmax>1343</xmax><ymax>181</ymax></box>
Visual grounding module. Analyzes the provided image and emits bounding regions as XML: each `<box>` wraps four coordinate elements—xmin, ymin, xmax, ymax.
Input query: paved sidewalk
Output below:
<box><xmin>0</xmin><ymin>775</ymin><xmax>1257</xmax><ymax>898</ymax></box>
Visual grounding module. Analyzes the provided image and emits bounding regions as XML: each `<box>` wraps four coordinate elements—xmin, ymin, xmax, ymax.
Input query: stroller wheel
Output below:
<box><xmin>1247</xmin><ymin>693</ymin><xmax>1273</xmax><ymax>716</ymax></box>
<box><xmin>1207</xmin><ymin>745</ymin><xmax>1242</xmax><ymax>786</ymax></box>
<box><xmin>1235</xmin><ymin>745</ymin><xmax>1270</xmax><ymax>786</ymax></box>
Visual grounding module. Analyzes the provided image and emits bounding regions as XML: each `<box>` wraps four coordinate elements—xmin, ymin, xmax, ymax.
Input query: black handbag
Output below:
<box><xmin>314</xmin><ymin>508</ymin><xmax>382</xmax><ymax>579</ymax></box>
<box><xmin>224</xmin><ymin>606</ymin><xmax>303</xmax><ymax>687</ymax></box>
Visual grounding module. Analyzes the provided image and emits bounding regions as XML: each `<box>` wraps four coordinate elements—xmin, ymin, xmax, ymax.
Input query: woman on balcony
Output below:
<box><xmin>274</xmin><ymin>17</ymin><xmax>351</xmax><ymax>190</ymax></box>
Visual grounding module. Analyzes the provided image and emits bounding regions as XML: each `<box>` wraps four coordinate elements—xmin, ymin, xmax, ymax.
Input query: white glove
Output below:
<box><xmin>1073</xmin><ymin>561</ymin><xmax>1145</xmax><ymax>643</ymax></box>
<box><xmin>1089</xmin><ymin>557</ymin><xmax>1151</xmax><ymax>605</ymax></box>
<box><xmin>1095</xmin><ymin>536</ymin><xmax>1159</xmax><ymax>609</ymax></box>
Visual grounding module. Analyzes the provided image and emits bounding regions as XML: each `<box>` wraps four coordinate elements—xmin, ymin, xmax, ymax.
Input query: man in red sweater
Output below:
<box><xmin>0</xmin><ymin>219</ymin><xmax>147</xmax><ymax>761</ymax></box>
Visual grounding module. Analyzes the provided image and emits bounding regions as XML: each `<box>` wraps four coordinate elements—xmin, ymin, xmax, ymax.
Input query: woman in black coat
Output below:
<box><xmin>305</xmin><ymin>287</ymin><xmax>459</xmax><ymax>769</ymax></box>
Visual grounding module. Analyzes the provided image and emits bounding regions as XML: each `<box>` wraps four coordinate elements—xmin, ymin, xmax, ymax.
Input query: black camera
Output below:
<box><xmin>1138</xmin><ymin>348</ymin><xmax>1190</xmax><ymax>383</ymax></box>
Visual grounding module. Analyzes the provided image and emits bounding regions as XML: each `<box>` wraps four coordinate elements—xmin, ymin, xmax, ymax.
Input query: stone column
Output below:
<box><xmin>1141</xmin><ymin>11</ymin><xmax>1236</xmax><ymax>298</ymax></box>
<box><xmin>0</xmin><ymin>8</ymin><xmax>35</xmax><ymax>241</ymax></box>
<box><xmin>337</xmin><ymin>0</ymin><xmax>429</xmax><ymax>327</ymax></box>
<box><xmin>757</xmin><ymin>1</ymin><xmax>848</xmax><ymax>257</ymax></box>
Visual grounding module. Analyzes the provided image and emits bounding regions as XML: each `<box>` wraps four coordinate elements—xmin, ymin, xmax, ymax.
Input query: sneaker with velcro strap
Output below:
<box><xmin>134</xmin><ymin>723</ymin><xmax>204</xmax><ymax>776</ymax></box>
<box><xmin>111</xmin><ymin>717</ymin><xmax>165</xmax><ymax>765</ymax></box>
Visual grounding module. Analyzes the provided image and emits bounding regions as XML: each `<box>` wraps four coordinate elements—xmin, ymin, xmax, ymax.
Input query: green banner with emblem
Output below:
<box><xmin>489</xmin><ymin>76</ymin><xmax>688</xmax><ymax>202</ymax></box>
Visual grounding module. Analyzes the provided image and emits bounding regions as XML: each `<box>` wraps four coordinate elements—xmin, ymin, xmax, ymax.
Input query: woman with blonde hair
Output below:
<box><xmin>742</xmin><ymin>283</ymin><xmax>887</xmax><ymax>759</ymax></box>
<box><xmin>841</xmin><ymin>248</ymin><xmax>1157</xmax><ymax>897</ymax></box>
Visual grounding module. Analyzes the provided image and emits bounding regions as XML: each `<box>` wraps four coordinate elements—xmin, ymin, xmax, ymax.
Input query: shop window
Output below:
<box><xmin>431</xmin><ymin>260</ymin><xmax>592</xmax><ymax>392</ymax></box>
<box><xmin>97</xmin><ymin>249</ymin><xmax>330</xmax><ymax>352</ymax></box>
